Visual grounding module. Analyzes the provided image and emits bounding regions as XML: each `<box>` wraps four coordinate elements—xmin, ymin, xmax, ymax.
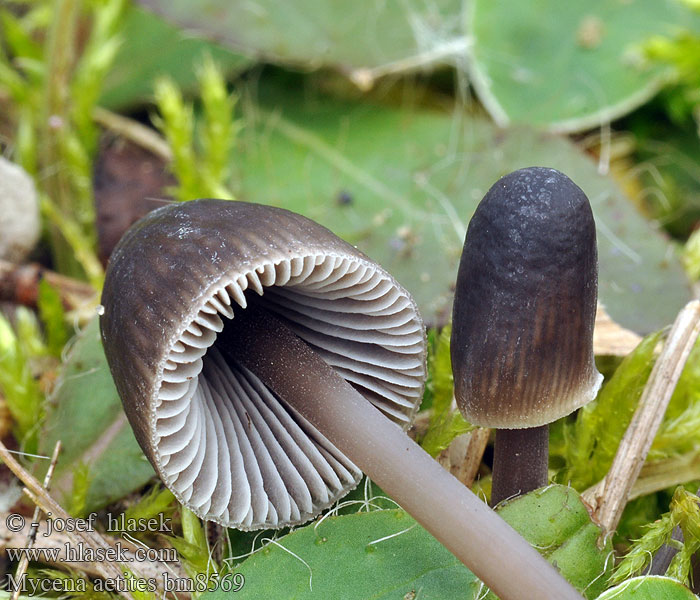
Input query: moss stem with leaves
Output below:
<box><xmin>153</xmin><ymin>57</ymin><xmax>238</xmax><ymax>201</ymax></box>
<box><xmin>40</xmin><ymin>0</ymin><xmax>82</xmax><ymax>276</ymax></box>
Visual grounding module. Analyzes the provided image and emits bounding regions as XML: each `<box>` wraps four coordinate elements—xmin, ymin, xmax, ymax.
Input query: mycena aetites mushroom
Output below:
<box><xmin>101</xmin><ymin>199</ymin><xmax>584</xmax><ymax>600</ymax></box>
<box><xmin>451</xmin><ymin>167</ymin><xmax>603</xmax><ymax>506</ymax></box>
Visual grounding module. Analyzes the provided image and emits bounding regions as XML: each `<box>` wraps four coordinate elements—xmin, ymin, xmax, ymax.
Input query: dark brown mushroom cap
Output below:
<box><xmin>100</xmin><ymin>199</ymin><xmax>426</xmax><ymax>530</ymax></box>
<box><xmin>451</xmin><ymin>167</ymin><xmax>602</xmax><ymax>428</ymax></box>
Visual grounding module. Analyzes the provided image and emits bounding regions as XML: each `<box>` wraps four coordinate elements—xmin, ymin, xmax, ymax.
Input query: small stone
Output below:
<box><xmin>0</xmin><ymin>157</ymin><xmax>40</xmax><ymax>262</ymax></box>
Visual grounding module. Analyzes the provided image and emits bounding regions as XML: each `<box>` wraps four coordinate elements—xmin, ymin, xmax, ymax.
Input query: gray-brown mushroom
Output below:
<box><xmin>101</xmin><ymin>199</ymin><xmax>584</xmax><ymax>600</ymax></box>
<box><xmin>100</xmin><ymin>199</ymin><xmax>425</xmax><ymax>529</ymax></box>
<box><xmin>451</xmin><ymin>167</ymin><xmax>602</xmax><ymax>506</ymax></box>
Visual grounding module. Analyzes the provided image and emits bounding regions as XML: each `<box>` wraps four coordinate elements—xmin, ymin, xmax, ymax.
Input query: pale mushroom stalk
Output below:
<box><xmin>222</xmin><ymin>305</ymin><xmax>583</xmax><ymax>600</ymax></box>
<box><xmin>451</xmin><ymin>167</ymin><xmax>603</xmax><ymax>508</ymax></box>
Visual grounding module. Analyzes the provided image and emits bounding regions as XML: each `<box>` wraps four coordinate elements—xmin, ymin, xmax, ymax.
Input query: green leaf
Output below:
<box><xmin>426</xmin><ymin>325</ymin><xmax>453</xmax><ymax>416</ymax></box>
<box><xmin>683</xmin><ymin>229</ymin><xmax>700</xmax><ymax>281</ymax></box>
<box><xmin>38</xmin><ymin>316</ymin><xmax>154</xmax><ymax>513</ymax></box>
<box><xmin>198</xmin><ymin>55</ymin><xmax>238</xmax><ymax>198</ymax></box>
<box><xmin>153</xmin><ymin>57</ymin><xmax>238</xmax><ymax>200</ymax></box>
<box><xmin>596</xmin><ymin>576</ymin><xmax>698</xmax><ymax>600</ymax></box>
<box><xmin>492</xmin><ymin>485</ymin><xmax>612</xmax><ymax>599</ymax></box>
<box><xmin>137</xmin><ymin>0</ymin><xmax>464</xmax><ymax>73</ymax></box>
<box><xmin>0</xmin><ymin>8</ymin><xmax>44</xmax><ymax>62</ymax></box>
<box><xmin>211</xmin><ymin>509</ymin><xmax>481</xmax><ymax>599</ymax></box>
<box><xmin>176</xmin><ymin>507</ymin><xmax>215</xmax><ymax>576</ymax></box>
<box><xmin>469</xmin><ymin>0</ymin><xmax>700</xmax><ymax>132</ymax></box>
<box><xmin>99</xmin><ymin>5</ymin><xmax>252</xmax><ymax>109</ymax></box>
<box><xmin>153</xmin><ymin>76</ymin><xmax>197</xmax><ymax>200</ymax></box>
<box><xmin>205</xmin><ymin>485</ymin><xmax>609</xmax><ymax>600</ymax></box>
<box><xmin>234</xmin><ymin>79</ymin><xmax>691</xmax><ymax>333</ymax></box>
<box><xmin>67</xmin><ymin>462</ymin><xmax>92</xmax><ymax>518</ymax></box>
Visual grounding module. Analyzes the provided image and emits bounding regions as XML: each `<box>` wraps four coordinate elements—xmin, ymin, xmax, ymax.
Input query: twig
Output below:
<box><xmin>10</xmin><ymin>440</ymin><xmax>61</xmax><ymax>600</ymax></box>
<box><xmin>0</xmin><ymin>259</ymin><xmax>97</xmax><ymax>312</ymax></box>
<box><xmin>0</xmin><ymin>440</ymin><xmax>137</xmax><ymax>598</ymax></box>
<box><xmin>455</xmin><ymin>428</ymin><xmax>491</xmax><ymax>487</ymax></box>
<box><xmin>93</xmin><ymin>107</ymin><xmax>172</xmax><ymax>161</ymax></box>
<box><xmin>438</xmin><ymin>428</ymin><xmax>490</xmax><ymax>487</ymax></box>
<box><xmin>583</xmin><ymin>300</ymin><xmax>700</xmax><ymax>540</ymax></box>
<box><xmin>0</xmin><ymin>513</ymin><xmax>188</xmax><ymax>595</ymax></box>
<box><xmin>631</xmin><ymin>452</ymin><xmax>700</xmax><ymax>500</ymax></box>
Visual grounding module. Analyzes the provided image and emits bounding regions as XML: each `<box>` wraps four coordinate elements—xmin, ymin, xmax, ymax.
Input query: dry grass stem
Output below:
<box><xmin>93</xmin><ymin>107</ymin><xmax>173</xmax><ymax>161</ymax></box>
<box><xmin>10</xmin><ymin>440</ymin><xmax>61</xmax><ymax>600</ymax></box>
<box><xmin>0</xmin><ymin>440</ymin><xmax>146</xmax><ymax>598</ymax></box>
<box><xmin>583</xmin><ymin>300</ymin><xmax>700</xmax><ymax>539</ymax></box>
<box><xmin>631</xmin><ymin>451</ymin><xmax>700</xmax><ymax>500</ymax></box>
<box><xmin>0</xmin><ymin>259</ymin><xmax>97</xmax><ymax>312</ymax></box>
<box><xmin>438</xmin><ymin>428</ymin><xmax>490</xmax><ymax>487</ymax></box>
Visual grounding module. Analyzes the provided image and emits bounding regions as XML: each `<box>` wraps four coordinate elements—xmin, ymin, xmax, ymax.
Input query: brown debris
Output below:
<box><xmin>0</xmin><ymin>259</ymin><xmax>96</xmax><ymax>312</ymax></box>
<box><xmin>437</xmin><ymin>427</ymin><xmax>491</xmax><ymax>488</ymax></box>
<box><xmin>94</xmin><ymin>131</ymin><xmax>175</xmax><ymax>264</ymax></box>
<box><xmin>594</xmin><ymin>304</ymin><xmax>642</xmax><ymax>357</ymax></box>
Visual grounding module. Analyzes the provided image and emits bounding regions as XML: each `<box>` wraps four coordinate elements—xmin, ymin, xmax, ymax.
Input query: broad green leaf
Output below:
<box><xmin>212</xmin><ymin>509</ymin><xmax>482</xmax><ymax>600</ymax></box>
<box><xmin>205</xmin><ymin>485</ymin><xmax>609</xmax><ymax>600</ymax></box>
<box><xmin>493</xmin><ymin>485</ymin><xmax>612</xmax><ymax>600</ymax></box>
<box><xmin>596</xmin><ymin>576</ymin><xmax>698</xmax><ymax>600</ymax></box>
<box><xmin>38</xmin><ymin>317</ymin><xmax>154</xmax><ymax>513</ymax></box>
<box><xmin>233</xmin><ymin>80</ymin><xmax>691</xmax><ymax>333</ymax></box>
<box><xmin>137</xmin><ymin>0</ymin><xmax>464</xmax><ymax>75</ymax></box>
<box><xmin>469</xmin><ymin>0</ymin><xmax>700</xmax><ymax>132</ymax></box>
<box><xmin>99</xmin><ymin>5</ymin><xmax>252</xmax><ymax>109</ymax></box>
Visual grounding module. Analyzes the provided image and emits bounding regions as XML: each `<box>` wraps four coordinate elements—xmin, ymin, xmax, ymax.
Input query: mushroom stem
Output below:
<box><xmin>219</xmin><ymin>305</ymin><xmax>583</xmax><ymax>600</ymax></box>
<box><xmin>491</xmin><ymin>426</ymin><xmax>549</xmax><ymax>506</ymax></box>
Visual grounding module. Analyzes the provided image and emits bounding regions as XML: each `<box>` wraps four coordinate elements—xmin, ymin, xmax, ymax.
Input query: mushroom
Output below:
<box><xmin>451</xmin><ymin>167</ymin><xmax>603</xmax><ymax>506</ymax></box>
<box><xmin>101</xmin><ymin>199</ymin><xmax>584</xmax><ymax>600</ymax></box>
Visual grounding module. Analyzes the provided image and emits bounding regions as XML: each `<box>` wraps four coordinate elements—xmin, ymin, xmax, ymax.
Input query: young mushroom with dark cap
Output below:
<box><xmin>451</xmin><ymin>167</ymin><xmax>603</xmax><ymax>506</ymax></box>
<box><xmin>100</xmin><ymin>198</ymin><xmax>585</xmax><ymax>600</ymax></box>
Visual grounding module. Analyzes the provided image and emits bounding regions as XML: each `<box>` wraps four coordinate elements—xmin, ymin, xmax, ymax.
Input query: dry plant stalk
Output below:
<box><xmin>583</xmin><ymin>299</ymin><xmax>700</xmax><ymax>539</ymax></box>
<box><xmin>92</xmin><ymin>107</ymin><xmax>173</xmax><ymax>161</ymax></box>
<box><xmin>0</xmin><ymin>440</ymin><xmax>153</xmax><ymax>600</ymax></box>
<box><xmin>631</xmin><ymin>452</ymin><xmax>700</xmax><ymax>500</ymax></box>
<box><xmin>438</xmin><ymin>428</ymin><xmax>490</xmax><ymax>487</ymax></box>
<box><xmin>0</xmin><ymin>259</ymin><xmax>97</xmax><ymax>311</ymax></box>
<box><xmin>10</xmin><ymin>440</ymin><xmax>61</xmax><ymax>600</ymax></box>
<box><xmin>0</xmin><ymin>512</ymin><xmax>186</xmax><ymax>592</ymax></box>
